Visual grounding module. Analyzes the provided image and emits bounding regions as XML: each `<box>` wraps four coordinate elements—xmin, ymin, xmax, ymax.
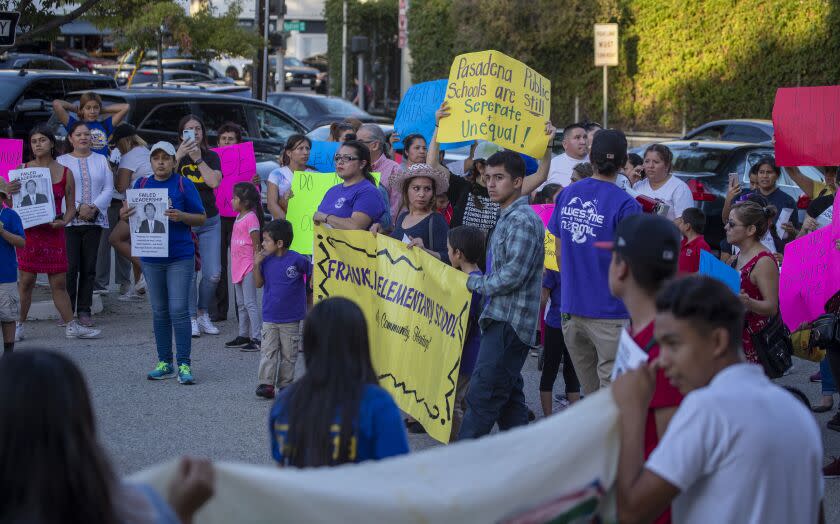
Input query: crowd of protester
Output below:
<box><xmin>0</xmin><ymin>91</ymin><xmax>838</xmax><ymax>523</ymax></box>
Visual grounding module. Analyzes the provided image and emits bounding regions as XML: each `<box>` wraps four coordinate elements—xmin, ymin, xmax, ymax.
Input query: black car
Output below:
<box><xmin>0</xmin><ymin>52</ymin><xmax>76</xmax><ymax>71</ymax></box>
<box><xmin>0</xmin><ymin>70</ymin><xmax>117</xmax><ymax>142</ymax></box>
<box><xmin>128</xmin><ymin>68</ymin><xmax>215</xmax><ymax>86</ymax></box>
<box><xmin>682</xmin><ymin>119</ymin><xmax>773</xmax><ymax>143</ymax></box>
<box><xmin>91</xmin><ymin>47</ymin><xmax>185</xmax><ymax>85</ymax></box>
<box><xmin>266</xmin><ymin>92</ymin><xmax>390</xmax><ymax>129</ymax></box>
<box><xmin>270</xmin><ymin>56</ymin><xmax>319</xmax><ymax>89</ymax></box>
<box><xmin>138</xmin><ymin>59</ymin><xmax>232</xmax><ymax>84</ymax></box>
<box><xmin>74</xmin><ymin>89</ymin><xmax>307</xmax><ymax>161</ymax></box>
<box><xmin>128</xmin><ymin>81</ymin><xmax>252</xmax><ymax>98</ymax></box>
<box><xmin>633</xmin><ymin>140</ymin><xmax>822</xmax><ymax>247</ymax></box>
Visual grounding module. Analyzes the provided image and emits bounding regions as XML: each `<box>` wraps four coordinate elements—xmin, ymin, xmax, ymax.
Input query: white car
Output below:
<box><xmin>210</xmin><ymin>55</ymin><xmax>252</xmax><ymax>82</ymax></box>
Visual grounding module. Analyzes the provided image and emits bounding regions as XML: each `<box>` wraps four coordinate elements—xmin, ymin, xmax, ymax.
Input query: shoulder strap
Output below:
<box><xmin>138</xmin><ymin>176</ymin><xmax>148</xmax><ymax>189</ymax></box>
<box><xmin>429</xmin><ymin>213</ymin><xmax>434</xmax><ymax>250</ymax></box>
<box><xmin>643</xmin><ymin>337</ymin><xmax>656</xmax><ymax>353</ymax></box>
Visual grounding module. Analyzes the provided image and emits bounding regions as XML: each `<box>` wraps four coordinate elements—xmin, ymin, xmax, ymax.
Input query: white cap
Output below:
<box><xmin>149</xmin><ymin>141</ymin><xmax>176</xmax><ymax>157</ymax></box>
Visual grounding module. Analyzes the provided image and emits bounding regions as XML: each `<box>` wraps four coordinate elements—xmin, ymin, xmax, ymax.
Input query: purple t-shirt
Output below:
<box><xmin>548</xmin><ymin>177</ymin><xmax>641</xmax><ymax>318</ymax></box>
<box><xmin>261</xmin><ymin>250</ymin><xmax>310</xmax><ymax>324</ymax></box>
<box><xmin>542</xmin><ymin>270</ymin><xmax>562</xmax><ymax>329</ymax></box>
<box><xmin>317</xmin><ymin>179</ymin><xmax>385</xmax><ymax>223</ymax></box>
<box><xmin>460</xmin><ymin>270</ymin><xmax>483</xmax><ymax>377</ymax></box>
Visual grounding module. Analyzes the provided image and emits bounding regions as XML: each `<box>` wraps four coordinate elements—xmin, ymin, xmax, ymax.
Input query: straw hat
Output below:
<box><xmin>389</xmin><ymin>163</ymin><xmax>450</xmax><ymax>196</ymax></box>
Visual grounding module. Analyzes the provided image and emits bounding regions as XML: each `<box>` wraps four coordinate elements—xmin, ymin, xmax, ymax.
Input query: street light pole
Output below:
<box><xmin>341</xmin><ymin>0</ymin><xmax>347</xmax><ymax>99</ymax></box>
<box><xmin>262</xmin><ymin>0</ymin><xmax>270</xmax><ymax>100</ymax></box>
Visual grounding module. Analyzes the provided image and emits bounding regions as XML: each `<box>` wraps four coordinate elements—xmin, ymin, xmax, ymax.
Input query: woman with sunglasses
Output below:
<box><xmin>725</xmin><ymin>200</ymin><xmax>779</xmax><ymax>366</ymax></box>
<box><xmin>313</xmin><ymin>141</ymin><xmax>385</xmax><ymax>230</ymax></box>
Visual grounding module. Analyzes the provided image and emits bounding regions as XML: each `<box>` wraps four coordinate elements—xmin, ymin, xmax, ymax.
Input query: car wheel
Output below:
<box><xmin>226</xmin><ymin>67</ymin><xmax>239</xmax><ymax>80</ymax></box>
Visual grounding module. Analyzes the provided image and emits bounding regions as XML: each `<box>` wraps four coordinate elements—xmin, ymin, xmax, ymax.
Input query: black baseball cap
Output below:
<box><xmin>589</xmin><ymin>129</ymin><xmax>628</xmax><ymax>166</ymax></box>
<box><xmin>594</xmin><ymin>214</ymin><xmax>680</xmax><ymax>272</ymax></box>
<box><xmin>109</xmin><ymin>123</ymin><xmax>137</xmax><ymax>146</ymax></box>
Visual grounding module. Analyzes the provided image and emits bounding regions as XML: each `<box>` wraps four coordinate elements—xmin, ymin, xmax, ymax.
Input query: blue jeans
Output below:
<box><xmin>189</xmin><ymin>214</ymin><xmax>221</xmax><ymax>314</ymax></box>
<box><xmin>822</xmin><ymin>357</ymin><xmax>837</xmax><ymax>395</ymax></box>
<box><xmin>458</xmin><ymin>320</ymin><xmax>530</xmax><ymax>440</ymax></box>
<box><xmin>143</xmin><ymin>257</ymin><xmax>193</xmax><ymax>366</ymax></box>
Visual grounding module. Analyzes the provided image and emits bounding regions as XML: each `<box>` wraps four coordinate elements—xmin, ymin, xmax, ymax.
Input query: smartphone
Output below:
<box><xmin>182</xmin><ymin>129</ymin><xmax>195</xmax><ymax>142</ymax></box>
<box><xmin>728</xmin><ymin>172</ymin><xmax>739</xmax><ymax>187</ymax></box>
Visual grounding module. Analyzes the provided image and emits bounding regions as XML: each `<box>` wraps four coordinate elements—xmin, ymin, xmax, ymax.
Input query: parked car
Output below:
<box><xmin>267</xmin><ymin>92</ymin><xmax>391</xmax><ymax>129</ymax></box>
<box><xmin>53</xmin><ymin>49</ymin><xmax>116</xmax><ymax>72</ymax></box>
<box><xmin>68</xmin><ymin>89</ymin><xmax>307</xmax><ymax>162</ymax></box>
<box><xmin>211</xmin><ymin>55</ymin><xmax>251</xmax><ymax>82</ymax></box>
<box><xmin>682</xmin><ymin>119</ymin><xmax>773</xmax><ymax>143</ymax></box>
<box><xmin>630</xmin><ymin>140</ymin><xmax>823</xmax><ymax>248</ymax></box>
<box><xmin>273</xmin><ymin>56</ymin><xmax>319</xmax><ymax>90</ymax></box>
<box><xmin>306</xmin><ymin>123</ymin><xmax>393</xmax><ymax>143</ymax></box>
<box><xmin>0</xmin><ymin>70</ymin><xmax>117</xmax><ymax>149</ymax></box>
<box><xmin>137</xmin><ymin>59</ymin><xmax>232</xmax><ymax>84</ymax></box>
<box><xmin>303</xmin><ymin>54</ymin><xmax>329</xmax><ymax>94</ymax></box>
<box><xmin>91</xmin><ymin>47</ymin><xmax>185</xmax><ymax>84</ymax></box>
<box><xmin>127</xmin><ymin>82</ymin><xmax>252</xmax><ymax>98</ymax></box>
<box><xmin>0</xmin><ymin>53</ymin><xmax>75</xmax><ymax>71</ymax></box>
<box><xmin>128</xmin><ymin>68</ymin><xmax>214</xmax><ymax>86</ymax></box>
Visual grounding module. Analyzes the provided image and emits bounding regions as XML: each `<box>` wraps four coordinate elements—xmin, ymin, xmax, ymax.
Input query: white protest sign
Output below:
<box><xmin>127</xmin><ymin>188</ymin><xmax>169</xmax><ymax>257</ymax></box>
<box><xmin>776</xmin><ymin>207</ymin><xmax>794</xmax><ymax>239</ymax></box>
<box><xmin>9</xmin><ymin>167</ymin><xmax>55</xmax><ymax>229</ymax></box>
<box><xmin>816</xmin><ymin>204</ymin><xmax>833</xmax><ymax>228</ymax></box>
<box><xmin>610</xmin><ymin>328</ymin><xmax>649</xmax><ymax>380</ymax></box>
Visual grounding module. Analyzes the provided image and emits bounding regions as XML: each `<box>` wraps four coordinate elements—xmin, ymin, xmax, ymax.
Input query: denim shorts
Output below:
<box><xmin>0</xmin><ymin>282</ymin><xmax>20</xmax><ymax>322</ymax></box>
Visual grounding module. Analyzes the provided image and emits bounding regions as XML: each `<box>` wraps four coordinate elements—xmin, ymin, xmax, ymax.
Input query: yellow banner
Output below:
<box><xmin>312</xmin><ymin>225</ymin><xmax>472</xmax><ymax>444</ymax></box>
<box><xmin>439</xmin><ymin>50</ymin><xmax>551</xmax><ymax>158</ymax></box>
<box><xmin>285</xmin><ymin>171</ymin><xmax>381</xmax><ymax>255</ymax></box>
<box><xmin>544</xmin><ymin>231</ymin><xmax>558</xmax><ymax>271</ymax></box>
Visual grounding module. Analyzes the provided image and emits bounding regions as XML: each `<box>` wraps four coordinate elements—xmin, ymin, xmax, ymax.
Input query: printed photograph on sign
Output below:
<box><xmin>8</xmin><ymin>167</ymin><xmax>55</xmax><ymax>229</ymax></box>
<box><xmin>126</xmin><ymin>188</ymin><xmax>169</xmax><ymax>257</ymax></box>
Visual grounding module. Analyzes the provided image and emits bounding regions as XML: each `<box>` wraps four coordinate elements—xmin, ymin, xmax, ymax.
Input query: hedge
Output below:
<box><xmin>329</xmin><ymin>0</ymin><xmax>840</xmax><ymax>132</ymax></box>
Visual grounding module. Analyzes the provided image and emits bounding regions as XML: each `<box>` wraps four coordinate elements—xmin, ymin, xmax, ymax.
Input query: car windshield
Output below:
<box><xmin>319</xmin><ymin>97</ymin><xmax>367</xmax><ymax>116</ymax></box>
<box><xmin>670</xmin><ymin>147</ymin><xmax>730</xmax><ymax>173</ymax></box>
<box><xmin>0</xmin><ymin>76</ymin><xmax>25</xmax><ymax>106</ymax></box>
<box><xmin>284</xmin><ymin>57</ymin><xmax>304</xmax><ymax>67</ymax></box>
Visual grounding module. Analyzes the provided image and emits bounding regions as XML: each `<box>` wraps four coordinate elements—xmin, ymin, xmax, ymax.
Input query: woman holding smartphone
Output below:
<box><xmin>176</xmin><ymin>115</ymin><xmax>223</xmax><ymax>337</ymax></box>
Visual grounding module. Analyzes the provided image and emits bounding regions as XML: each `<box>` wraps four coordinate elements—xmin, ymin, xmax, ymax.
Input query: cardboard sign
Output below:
<box><xmin>211</xmin><ymin>142</ymin><xmax>257</xmax><ymax>218</ymax></box>
<box><xmin>773</xmin><ymin>86</ymin><xmax>840</xmax><ymax>166</ymax></box>
<box><xmin>8</xmin><ymin>167</ymin><xmax>55</xmax><ymax>228</ymax></box>
<box><xmin>127</xmin><ymin>188</ymin><xmax>169</xmax><ymax>257</ymax></box>
<box><xmin>439</xmin><ymin>51</ymin><xmax>551</xmax><ymax>158</ymax></box>
<box><xmin>532</xmin><ymin>204</ymin><xmax>559</xmax><ymax>271</ymax></box>
<box><xmin>308</xmin><ymin>141</ymin><xmax>339</xmax><ymax>173</ymax></box>
<box><xmin>611</xmin><ymin>329</ymin><xmax>649</xmax><ymax>380</ymax></box>
<box><xmin>698</xmin><ymin>250</ymin><xmax>741</xmax><ymax>295</ymax></box>
<box><xmin>393</xmin><ymin>79</ymin><xmax>471</xmax><ymax>151</ymax></box>
<box><xmin>0</xmin><ymin>138</ymin><xmax>23</xmax><ymax>181</ymax></box>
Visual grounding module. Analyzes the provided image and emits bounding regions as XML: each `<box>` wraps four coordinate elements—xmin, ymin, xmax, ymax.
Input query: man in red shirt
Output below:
<box><xmin>597</xmin><ymin>214</ymin><xmax>683</xmax><ymax>524</ymax></box>
<box><xmin>676</xmin><ymin>207</ymin><xmax>711</xmax><ymax>273</ymax></box>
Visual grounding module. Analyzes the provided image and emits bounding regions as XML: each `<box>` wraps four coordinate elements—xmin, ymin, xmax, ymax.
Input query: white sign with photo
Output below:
<box><xmin>610</xmin><ymin>328</ymin><xmax>650</xmax><ymax>380</ymax></box>
<box><xmin>8</xmin><ymin>167</ymin><xmax>55</xmax><ymax>229</ymax></box>
<box><xmin>127</xmin><ymin>188</ymin><xmax>169</xmax><ymax>257</ymax></box>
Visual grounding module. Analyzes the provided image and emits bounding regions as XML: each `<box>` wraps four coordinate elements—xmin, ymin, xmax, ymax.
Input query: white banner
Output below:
<box><xmin>9</xmin><ymin>167</ymin><xmax>55</xmax><ymax>229</ymax></box>
<box><xmin>129</xmin><ymin>389</ymin><xmax>619</xmax><ymax>524</ymax></box>
<box><xmin>127</xmin><ymin>188</ymin><xmax>169</xmax><ymax>257</ymax></box>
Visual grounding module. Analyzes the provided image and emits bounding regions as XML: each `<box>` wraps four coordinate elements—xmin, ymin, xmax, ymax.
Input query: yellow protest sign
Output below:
<box><xmin>438</xmin><ymin>50</ymin><xmax>551</xmax><ymax>158</ymax></box>
<box><xmin>313</xmin><ymin>225</ymin><xmax>472</xmax><ymax>444</ymax></box>
<box><xmin>285</xmin><ymin>171</ymin><xmax>381</xmax><ymax>255</ymax></box>
<box><xmin>544</xmin><ymin>231</ymin><xmax>558</xmax><ymax>271</ymax></box>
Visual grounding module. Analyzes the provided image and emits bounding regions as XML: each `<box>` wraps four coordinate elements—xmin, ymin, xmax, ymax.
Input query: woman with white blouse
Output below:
<box><xmin>57</xmin><ymin>121</ymin><xmax>114</xmax><ymax>327</ymax></box>
<box><xmin>634</xmin><ymin>144</ymin><xmax>694</xmax><ymax>221</ymax></box>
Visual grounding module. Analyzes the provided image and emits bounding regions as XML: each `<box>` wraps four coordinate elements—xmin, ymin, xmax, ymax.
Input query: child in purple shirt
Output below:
<box><xmin>253</xmin><ymin>219</ymin><xmax>311</xmax><ymax>399</ymax></box>
<box><xmin>446</xmin><ymin>225</ymin><xmax>486</xmax><ymax>440</ymax></box>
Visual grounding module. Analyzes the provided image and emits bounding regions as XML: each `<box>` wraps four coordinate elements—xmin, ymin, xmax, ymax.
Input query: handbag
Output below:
<box><xmin>748</xmin><ymin>314</ymin><xmax>793</xmax><ymax>379</ymax></box>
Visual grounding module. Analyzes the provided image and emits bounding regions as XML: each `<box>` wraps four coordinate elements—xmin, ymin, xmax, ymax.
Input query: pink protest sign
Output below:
<box><xmin>0</xmin><ymin>138</ymin><xmax>24</xmax><ymax>181</ymax></box>
<box><xmin>212</xmin><ymin>142</ymin><xmax>257</xmax><ymax>218</ymax></box>
<box><xmin>531</xmin><ymin>204</ymin><xmax>554</xmax><ymax>227</ymax></box>
<box><xmin>779</xmin><ymin>192</ymin><xmax>840</xmax><ymax>330</ymax></box>
<box><xmin>773</xmin><ymin>86</ymin><xmax>840</xmax><ymax>166</ymax></box>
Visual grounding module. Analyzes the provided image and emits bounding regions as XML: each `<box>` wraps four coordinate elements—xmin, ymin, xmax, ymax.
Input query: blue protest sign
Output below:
<box><xmin>308</xmin><ymin>141</ymin><xmax>339</xmax><ymax>173</ymax></box>
<box><xmin>698</xmin><ymin>250</ymin><xmax>741</xmax><ymax>294</ymax></box>
<box><xmin>393</xmin><ymin>79</ymin><xmax>471</xmax><ymax>152</ymax></box>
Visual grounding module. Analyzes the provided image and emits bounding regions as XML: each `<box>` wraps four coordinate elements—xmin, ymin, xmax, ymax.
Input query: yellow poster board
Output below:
<box><xmin>438</xmin><ymin>50</ymin><xmax>551</xmax><ymax>158</ymax></box>
<box><xmin>312</xmin><ymin>225</ymin><xmax>472</xmax><ymax>444</ymax></box>
<box><xmin>544</xmin><ymin>231</ymin><xmax>559</xmax><ymax>271</ymax></box>
<box><xmin>285</xmin><ymin>171</ymin><xmax>381</xmax><ymax>255</ymax></box>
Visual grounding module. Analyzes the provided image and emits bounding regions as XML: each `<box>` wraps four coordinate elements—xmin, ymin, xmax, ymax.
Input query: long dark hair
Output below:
<box><xmin>282</xmin><ymin>297</ymin><xmax>378</xmax><ymax>468</ymax></box>
<box><xmin>178</xmin><ymin>113</ymin><xmax>209</xmax><ymax>150</ymax></box>
<box><xmin>28</xmin><ymin>123</ymin><xmax>57</xmax><ymax>159</ymax></box>
<box><xmin>339</xmin><ymin>140</ymin><xmax>376</xmax><ymax>186</ymax></box>
<box><xmin>233</xmin><ymin>181</ymin><xmax>264</xmax><ymax>229</ymax></box>
<box><xmin>0</xmin><ymin>351</ymin><xmax>121</xmax><ymax>523</ymax></box>
<box><xmin>281</xmin><ymin>134</ymin><xmax>312</xmax><ymax>167</ymax></box>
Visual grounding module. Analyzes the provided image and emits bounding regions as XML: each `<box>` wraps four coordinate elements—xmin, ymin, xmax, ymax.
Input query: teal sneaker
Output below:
<box><xmin>147</xmin><ymin>361</ymin><xmax>175</xmax><ymax>380</ymax></box>
<box><xmin>178</xmin><ymin>364</ymin><xmax>195</xmax><ymax>385</ymax></box>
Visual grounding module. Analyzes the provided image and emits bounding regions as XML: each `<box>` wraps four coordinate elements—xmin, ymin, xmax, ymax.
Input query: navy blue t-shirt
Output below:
<box><xmin>0</xmin><ymin>207</ymin><xmax>24</xmax><ymax>283</ymax></box>
<box><xmin>67</xmin><ymin>115</ymin><xmax>113</xmax><ymax>158</ymax></box>
<box><xmin>542</xmin><ymin>269</ymin><xmax>563</xmax><ymax>329</ymax></box>
<box><xmin>460</xmin><ymin>269</ymin><xmax>483</xmax><ymax>376</ymax></box>
<box><xmin>133</xmin><ymin>174</ymin><xmax>204</xmax><ymax>264</ymax></box>
<box><xmin>269</xmin><ymin>384</ymin><xmax>409</xmax><ymax>466</ymax></box>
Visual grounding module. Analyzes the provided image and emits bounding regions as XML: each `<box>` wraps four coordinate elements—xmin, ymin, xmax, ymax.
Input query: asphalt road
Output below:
<box><xmin>12</xmin><ymin>291</ymin><xmax>840</xmax><ymax>521</ymax></box>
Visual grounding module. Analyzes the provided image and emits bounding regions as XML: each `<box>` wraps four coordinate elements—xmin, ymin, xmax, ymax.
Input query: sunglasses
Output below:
<box><xmin>334</xmin><ymin>155</ymin><xmax>360</xmax><ymax>163</ymax></box>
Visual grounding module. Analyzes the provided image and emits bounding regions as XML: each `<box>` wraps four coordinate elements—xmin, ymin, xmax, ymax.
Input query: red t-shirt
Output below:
<box><xmin>632</xmin><ymin>321</ymin><xmax>684</xmax><ymax>524</ymax></box>
<box><xmin>678</xmin><ymin>235</ymin><xmax>711</xmax><ymax>273</ymax></box>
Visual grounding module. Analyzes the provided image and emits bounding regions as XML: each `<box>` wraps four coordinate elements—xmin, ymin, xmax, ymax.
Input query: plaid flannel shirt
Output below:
<box><xmin>467</xmin><ymin>196</ymin><xmax>545</xmax><ymax>345</ymax></box>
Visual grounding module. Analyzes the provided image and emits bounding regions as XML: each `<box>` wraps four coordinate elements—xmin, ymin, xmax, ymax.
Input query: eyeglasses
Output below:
<box><xmin>333</xmin><ymin>154</ymin><xmax>360</xmax><ymax>163</ymax></box>
<box><xmin>725</xmin><ymin>220</ymin><xmax>744</xmax><ymax>229</ymax></box>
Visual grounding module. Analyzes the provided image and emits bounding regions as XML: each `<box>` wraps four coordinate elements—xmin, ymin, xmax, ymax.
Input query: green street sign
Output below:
<box><xmin>284</xmin><ymin>21</ymin><xmax>305</xmax><ymax>32</ymax></box>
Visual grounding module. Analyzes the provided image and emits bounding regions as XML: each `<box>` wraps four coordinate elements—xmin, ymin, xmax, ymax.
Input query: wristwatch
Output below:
<box><xmin>195</xmin><ymin>157</ymin><xmax>205</xmax><ymax>166</ymax></box>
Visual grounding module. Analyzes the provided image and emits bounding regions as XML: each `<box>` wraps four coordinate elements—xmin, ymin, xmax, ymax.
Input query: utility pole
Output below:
<box><xmin>254</xmin><ymin>0</ymin><xmax>265</xmax><ymax>99</ymax></box>
<box><xmin>341</xmin><ymin>0</ymin><xmax>347</xmax><ymax>99</ymax></box>
<box><xmin>275</xmin><ymin>0</ymin><xmax>285</xmax><ymax>93</ymax></box>
<box><xmin>261</xmin><ymin>0</ymin><xmax>269</xmax><ymax>100</ymax></box>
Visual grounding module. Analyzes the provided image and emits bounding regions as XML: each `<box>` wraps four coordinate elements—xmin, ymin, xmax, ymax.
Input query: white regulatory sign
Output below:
<box><xmin>594</xmin><ymin>23</ymin><xmax>619</xmax><ymax>67</ymax></box>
